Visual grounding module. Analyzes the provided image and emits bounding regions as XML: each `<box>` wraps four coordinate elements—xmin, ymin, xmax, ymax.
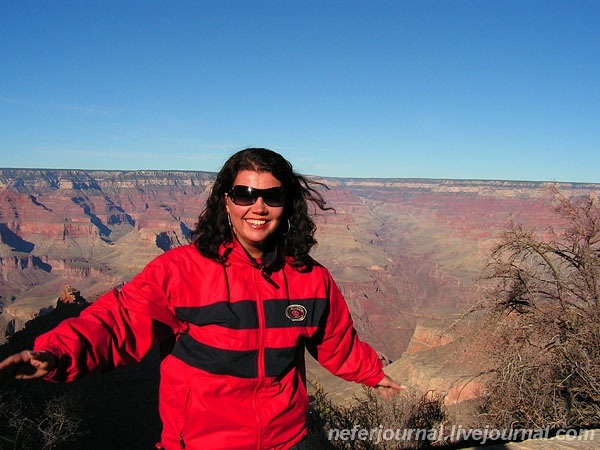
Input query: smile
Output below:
<box><xmin>245</xmin><ymin>219</ymin><xmax>268</xmax><ymax>227</ymax></box>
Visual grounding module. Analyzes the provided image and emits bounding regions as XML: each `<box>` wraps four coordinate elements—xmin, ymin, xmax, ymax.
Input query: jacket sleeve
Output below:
<box><xmin>33</xmin><ymin>253</ymin><xmax>183</xmax><ymax>382</ymax></box>
<box><xmin>307</xmin><ymin>271</ymin><xmax>384</xmax><ymax>387</ymax></box>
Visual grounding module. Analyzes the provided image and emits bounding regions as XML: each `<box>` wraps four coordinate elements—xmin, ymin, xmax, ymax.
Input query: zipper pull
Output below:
<box><xmin>179</xmin><ymin>432</ymin><xmax>186</xmax><ymax>449</ymax></box>
<box><xmin>260</xmin><ymin>265</ymin><xmax>279</xmax><ymax>288</ymax></box>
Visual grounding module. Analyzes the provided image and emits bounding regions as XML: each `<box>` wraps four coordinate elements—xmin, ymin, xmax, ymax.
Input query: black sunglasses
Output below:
<box><xmin>228</xmin><ymin>185</ymin><xmax>285</xmax><ymax>207</ymax></box>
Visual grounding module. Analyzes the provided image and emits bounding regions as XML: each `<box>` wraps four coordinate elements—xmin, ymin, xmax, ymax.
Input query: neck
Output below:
<box><xmin>236</xmin><ymin>239</ymin><xmax>278</xmax><ymax>267</ymax></box>
<box><xmin>246</xmin><ymin>246</ymin><xmax>264</xmax><ymax>259</ymax></box>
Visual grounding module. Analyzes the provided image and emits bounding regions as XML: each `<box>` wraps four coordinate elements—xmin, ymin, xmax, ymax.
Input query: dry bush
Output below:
<box><xmin>307</xmin><ymin>383</ymin><xmax>447</xmax><ymax>449</ymax></box>
<box><xmin>480</xmin><ymin>188</ymin><xmax>600</xmax><ymax>429</ymax></box>
<box><xmin>0</xmin><ymin>388</ymin><xmax>85</xmax><ymax>450</ymax></box>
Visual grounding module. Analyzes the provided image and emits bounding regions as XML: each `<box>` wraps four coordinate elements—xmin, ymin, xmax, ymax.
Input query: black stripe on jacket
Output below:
<box><xmin>171</xmin><ymin>334</ymin><xmax>302</xmax><ymax>378</ymax></box>
<box><xmin>174</xmin><ymin>297</ymin><xmax>327</xmax><ymax>329</ymax></box>
<box><xmin>175</xmin><ymin>301</ymin><xmax>258</xmax><ymax>329</ymax></box>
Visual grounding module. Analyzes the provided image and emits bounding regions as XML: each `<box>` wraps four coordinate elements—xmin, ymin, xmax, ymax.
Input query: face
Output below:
<box><xmin>225</xmin><ymin>170</ymin><xmax>284</xmax><ymax>258</ymax></box>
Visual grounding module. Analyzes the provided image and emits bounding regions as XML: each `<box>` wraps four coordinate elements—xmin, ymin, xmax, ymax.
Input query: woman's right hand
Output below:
<box><xmin>0</xmin><ymin>350</ymin><xmax>56</xmax><ymax>380</ymax></box>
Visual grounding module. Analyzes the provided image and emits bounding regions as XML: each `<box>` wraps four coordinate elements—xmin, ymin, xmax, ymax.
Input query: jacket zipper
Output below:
<box><xmin>253</xmin><ymin>266</ymin><xmax>266</xmax><ymax>450</ymax></box>
<box><xmin>179</xmin><ymin>388</ymin><xmax>192</xmax><ymax>449</ymax></box>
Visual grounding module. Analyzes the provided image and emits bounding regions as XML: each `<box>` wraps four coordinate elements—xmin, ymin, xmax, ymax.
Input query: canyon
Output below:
<box><xmin>1</xmin><ymin>168</ymin><xmax>599</xmax><ymax>405</ymax></box>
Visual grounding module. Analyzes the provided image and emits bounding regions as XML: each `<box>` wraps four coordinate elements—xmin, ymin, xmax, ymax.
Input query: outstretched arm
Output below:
<box><xmin>0</xmin><ymin>350</ymin><xmax>56</xmax><ymax>381</ymax></box>
<box><xmin>2</xmin><ymin>251</ymin><xmax>183</xmax><ymax>383</ymax></box>
<box><xmin>309</xmin><ymin>272</ymin><xmax>406</xmax><ymax>397</ymax></box>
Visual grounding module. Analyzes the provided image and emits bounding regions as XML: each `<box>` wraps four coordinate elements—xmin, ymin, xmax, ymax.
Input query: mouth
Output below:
<box><xmin>245</xmin><ymin>218</ymin><xmax>268</xmax><ymax>227</ymax></box>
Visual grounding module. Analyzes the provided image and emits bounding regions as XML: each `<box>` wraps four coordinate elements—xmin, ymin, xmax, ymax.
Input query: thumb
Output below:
<box><xmin>28</xmin><ymin>350</ymin><xmax>56</xmax><ymax>370</ymax></box>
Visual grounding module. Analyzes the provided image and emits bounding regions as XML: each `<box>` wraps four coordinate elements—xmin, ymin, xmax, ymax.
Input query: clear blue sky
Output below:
<box><xmin>1</xmin><ymin>0</ymin><xmax>599</xmax><ymax>182</ymax></box>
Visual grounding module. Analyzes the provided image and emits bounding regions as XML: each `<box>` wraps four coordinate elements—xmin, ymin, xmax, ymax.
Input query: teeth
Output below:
<box><xmin>246</xmin><ymin>219</ymin><xmax>267</xmax><ymax>226</ymax></box>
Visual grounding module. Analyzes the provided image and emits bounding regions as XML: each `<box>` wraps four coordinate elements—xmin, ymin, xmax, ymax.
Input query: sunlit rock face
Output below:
<box><xmin>1</xmin><ymin>168</ymin><xmax>598</xmax><ymax>398</ymax></box>
<box><xmin>0</xmin><ymin>169</ymin><xmax>212</xmax><ymax>341</ymax></box>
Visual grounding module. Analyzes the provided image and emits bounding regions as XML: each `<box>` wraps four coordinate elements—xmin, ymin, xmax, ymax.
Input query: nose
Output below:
<box><xmin>251</xmin><ymin>196</ymin><xmax>268</xmax><ymax>213</ymax></box>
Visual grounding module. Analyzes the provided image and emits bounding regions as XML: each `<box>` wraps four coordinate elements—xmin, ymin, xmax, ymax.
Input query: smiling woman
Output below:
<box><xmin>0</xmin><ymin>148</ymin><xmax>404</xmax><ymax>450</ymax></box>
<box><xmin>192</xmin><ymin>147</ymin><xmax>331</xmax><ymax>266</ymax></box>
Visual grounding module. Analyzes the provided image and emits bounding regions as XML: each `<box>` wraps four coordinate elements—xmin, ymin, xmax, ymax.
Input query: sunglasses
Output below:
<box><xmin>228</xmin><ymin>185</ymin><xmax>285</xmax><ymax>207</ymax></box>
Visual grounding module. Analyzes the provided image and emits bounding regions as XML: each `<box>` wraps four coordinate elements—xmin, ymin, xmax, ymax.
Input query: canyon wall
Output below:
<box><xmin>1</xmin><ymin>168</ymin><xmax>599</xmax><ymax>399</ymax></box>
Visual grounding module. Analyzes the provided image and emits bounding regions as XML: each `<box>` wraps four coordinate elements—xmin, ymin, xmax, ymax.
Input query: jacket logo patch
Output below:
<box><xmin>285</xmin><ymin>304</ymin><xmax>307</xmax><ymax>322</ymax></box>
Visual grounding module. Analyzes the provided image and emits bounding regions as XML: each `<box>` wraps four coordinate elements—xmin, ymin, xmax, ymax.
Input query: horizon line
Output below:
<box><xmin>0</xmin><ymin>166</ymin><xmax>599</xmax><ymax>187</ymax></box>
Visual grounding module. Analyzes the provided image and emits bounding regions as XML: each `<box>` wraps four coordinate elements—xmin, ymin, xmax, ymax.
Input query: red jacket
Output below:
<box><xmin>34</xmin><ymin>241</ymin><xmax>384</xmax><ymax>449</ymax></box>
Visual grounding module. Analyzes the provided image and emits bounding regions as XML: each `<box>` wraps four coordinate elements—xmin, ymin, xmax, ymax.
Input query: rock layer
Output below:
<box><xmin>1</xmin><ymin>169</ymin><xmax>599</xmax><ymax>399</ymax></box>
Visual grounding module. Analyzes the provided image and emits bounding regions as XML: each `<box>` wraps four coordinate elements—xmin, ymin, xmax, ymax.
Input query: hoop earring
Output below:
<box><xmin>281</xmin><ymin>218</ymin><xmax>291</xmax><ymax>236</ymax></box>
<box><xmin>227</xmin><ymin>214</ymin><xmax>233</xmax><ymax>234</ymax></box>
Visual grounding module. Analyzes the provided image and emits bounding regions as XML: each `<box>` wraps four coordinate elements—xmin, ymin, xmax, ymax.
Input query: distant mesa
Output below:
<box><xmin>0</xmin><ymin>223</ymin><xmax>35</xmax><ymax>253</ymax></box>
<box><xmin>1</xmin><ymin>285</ymin><xmax>89</xmax><ymax>357</ymax></box>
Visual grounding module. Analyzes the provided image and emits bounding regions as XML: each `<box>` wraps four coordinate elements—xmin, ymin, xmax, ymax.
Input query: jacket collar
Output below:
<box><xmin>220</xmin><ymin>237</ymin><xmax>280</xmax><ymax>270</ymax></box>
<box><xmin>220</xmin><ymin>238</ymin><xmax>283</xmax><ymax>288</ymax></box>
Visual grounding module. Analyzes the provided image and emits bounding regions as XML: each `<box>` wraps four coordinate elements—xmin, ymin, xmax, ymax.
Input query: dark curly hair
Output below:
<box><xmin>192</xmin><ymin>148</ymin><xmax>332</xmax><ymax>266</ymax></box>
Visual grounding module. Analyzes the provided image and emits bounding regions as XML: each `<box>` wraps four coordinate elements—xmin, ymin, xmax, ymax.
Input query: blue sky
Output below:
<box><xmin>1</xmin><ymin>0</ymin><xmax>599</xmax><ymax>182</ymax></box>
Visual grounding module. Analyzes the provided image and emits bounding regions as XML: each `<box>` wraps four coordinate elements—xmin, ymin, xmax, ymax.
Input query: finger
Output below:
<box><xmin>375</xmin><ymin>376</ymin><xmax>405</xmax><ymax>391</ymax></box>
<box><xmin>0</xmin><ymin>353</ymin><xmax>24</xmax><ymax>374</ymax></box>
<box><xmin>375</xmin><ymin>384</ymin><xmax>405</xmax><ymax>400</ymax></box>
<box><xmin>378</xmin><ymin>387</ymin><xmax>394</xmax><ymax>401</ymax></box>
<box><xmin>0</xmin><ymin>350</ymin><xmax>45</xmax><ymax>381</ymax></box>
<box><xmin>0</xmin><ymin>361</ymin><xmax>36</xmax><ymax>380</ymax></box>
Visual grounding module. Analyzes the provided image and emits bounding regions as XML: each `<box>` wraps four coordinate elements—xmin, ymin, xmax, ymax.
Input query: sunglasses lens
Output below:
<box><xmin>262</xmin><ymin>189</ymin><xmax>285</xmax><ymax>207</ymax></box>
<box><xmin>229</xmin><ymin>186</ymin><xmax>255</xmax><ymax>206</ymax></box>
<box><xmin>229</xmin><ymin>186</ymin><xmax>284</xmax><ymax>207</ymax></box>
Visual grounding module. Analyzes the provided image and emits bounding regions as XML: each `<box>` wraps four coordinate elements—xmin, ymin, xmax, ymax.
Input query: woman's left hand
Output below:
<box><xmin>374</xmin><ymin>375</ymin><xmax>406</xmax><ymax>400</ymax></box>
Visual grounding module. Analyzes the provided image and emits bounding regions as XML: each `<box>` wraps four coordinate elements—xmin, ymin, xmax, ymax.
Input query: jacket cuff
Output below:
<box><xmin>361</xmin><ymin>370</ymin><xmax>385</xmax><ymax>387</ymax></box>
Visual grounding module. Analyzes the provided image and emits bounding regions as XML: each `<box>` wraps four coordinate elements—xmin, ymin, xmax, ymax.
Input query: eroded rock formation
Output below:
<box><xmin>1</xmin><ymin>168</ymin><xmax>599</xmax><ymax>402</ymax></box>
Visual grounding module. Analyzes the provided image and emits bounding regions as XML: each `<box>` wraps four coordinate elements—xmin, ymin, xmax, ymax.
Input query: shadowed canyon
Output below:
<box><xmin>1</xmin><ymin>168</ymin><xmax>599</xmax><ymax>408</ymax></box>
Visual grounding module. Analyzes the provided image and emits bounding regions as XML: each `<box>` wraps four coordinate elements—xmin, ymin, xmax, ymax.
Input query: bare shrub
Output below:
<box><xmin>480</xmin><ymin>188</ymin><xmax>600</xmax><ymax>429</ymax></box>
<box><xmin>0</xmin><ymin>388</ymin><xmax>85</xmax><ymax>450</ymax></box>
<box><xmin>307</xmin><ymin>383</ymin><xmax>447</xmax><ymax>449</ymax></box>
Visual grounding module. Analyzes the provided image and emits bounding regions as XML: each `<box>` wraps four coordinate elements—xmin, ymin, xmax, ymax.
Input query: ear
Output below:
<box><xmin>224</xmin><ymin>194</ymin><xmax>231</xmax><ymax>215</ymax></box>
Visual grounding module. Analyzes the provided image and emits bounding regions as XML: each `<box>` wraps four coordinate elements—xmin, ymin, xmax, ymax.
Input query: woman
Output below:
<box><xmin>0</xmin><ymin>148</ymin><xmax>403</xmax><ymax>449</ymax></box>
